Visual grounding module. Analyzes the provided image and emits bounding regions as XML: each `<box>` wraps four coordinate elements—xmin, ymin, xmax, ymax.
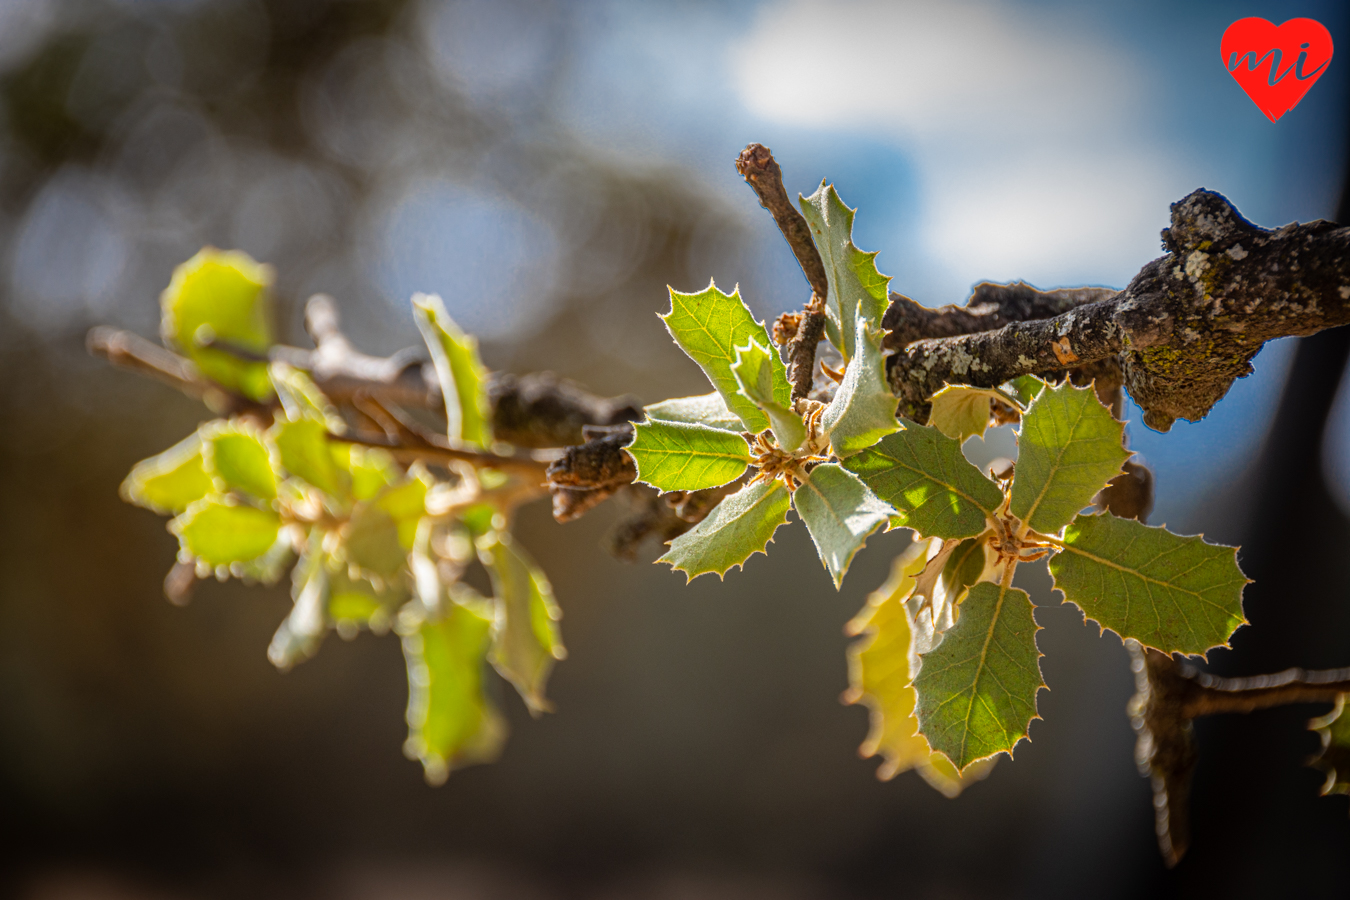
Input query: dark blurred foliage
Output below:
<box><xmin>0</xmin><ymin>2</ymin><xmax>1347</xmax><ymax>898</ymax></box>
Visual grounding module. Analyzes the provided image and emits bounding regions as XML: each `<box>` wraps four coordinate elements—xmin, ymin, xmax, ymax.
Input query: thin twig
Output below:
<box><xmin>735</xmin><ymin>143</ymin><xmax>827</xmax><ymax>299</ymax></box>
<box><xmin>334</xmin><ymin>433</ymin><xmax>553</xmax><ymax>478</ymax></box>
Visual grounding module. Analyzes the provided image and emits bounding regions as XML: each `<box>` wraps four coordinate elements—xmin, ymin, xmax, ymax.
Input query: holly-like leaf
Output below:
<box><xmin>401</xmin><ymin>599</ymin><xmax>507</xmax><ymax>784</ymax></box>
<box><xmin>272</xmin><ymin>416</ymin><xmax>350</xmax><ymax>500</ymax></box>
<box><xmin>643</xmin><ymin>392</ymin><xmax>744</xmax><ymax>433</ymax></box>
<box><xmin>628</xmin><ymin>420</ymin><xmax>752</xmax><ymax>492</ymax></box>
<box><xmin>914</xmin><ymin>580</ymin><xmax>1044</xmax><ymax>770</ymax></box>
<box><xmin>160</xmin><ymin>248</ymin><xmax>274</xmax><ymax>400</ymax></box>
<box><xmin>660</xmin><ymin>282</ymin><xmax>788</xmax><ymax>432</ymax></box>
<box><xmin>172</xmin><ymin>498</ymin><xmax>281</xmax><ymax>567</ymax></box>
<box><xmin>732</xmin><ymin>338</ymin><xmax>805</xmax><ymax>450</ymax></box>
<box><xmin>928</xmin><ymin>384</ymin><xmax>1020</xmax><ymax>443</ymax></box>
<box><xmin>821</xmin><ymin>317</ymin><xmax>899</xmax><ymax>457</ymax></box>
<box><xmin>270</xmin><ymin>361</ymin><xmax>344</xmax><ymax>432</ymax></box>
<box><xmin>1004</xmin><ymin>375</ymin><xmax>1045</xmax><ymax>408</ymax></box>
<box><xmin>482</xmin><ymin>534</ymin><xmax>566</xmax><ymax>715</ymax></box>
<box><xmin>793</xmin><ymin>463</ymin><xmax>893</xmax><ymax>588</ymax></box>
<box><xmin>798</xmin><ymin>182</ymin><xmax>889</xmax><ymax>362</ymax></box>
<box><xmin>413</xmin><ymin>293</ymin><xmax>492</xmax><ymax>448</ymax></box>
<box><xmin>658</xmin><ymin>479</ymin><xmax>791</xmax><ymax>581</ymax></box>
<box><xmin>1309</xmin><ymin>695</ymin><xmax>1350</xmax><ymax>798</ymax></box>
<box><xmin>267</xmin><ymin>542</ymin><xmax>328</xmax><ymax>669</ymax></box>
<box><xmin>203</xmin><ymin>422</ymin><xmax>277</xmax><ymax>502</ymax></box>
<box><xmin>1050</xmin><ymin>513</ymin><xmax>1249</xmax><ymax>656</ymax></box>
<box><xmin>121</xmin><ymin>434</ymin><xmax>215</xmax><ymax>515</ymax></box>
<box><xmin>1009</xmin><ymin>381</ymin><xmax>1129</xmax><ymax>535</ymax></box>
<box><xmin>842</xmin><ymin>424</ymin><xmax>1003</xmax><ymax>540</ymax></box>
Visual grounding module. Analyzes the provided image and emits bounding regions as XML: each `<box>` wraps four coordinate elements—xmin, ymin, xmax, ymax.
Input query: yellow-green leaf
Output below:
<box><xmin>1050</xmin><ymin>513</ymin><xmax>1249</xmax><ymax>656</ymax></box>
<box><xmin>914</xmin><ymin>580</ymin><xmax>1044</xmax><ymax>770</ymax></box>
<box><xmin>482</xmin><ymin>534</ymin><xmax>566</xmax><ymax>715</ymax></box>
<box><xmin>842</xmin><ymin>424</ymin><xmax>1002</xmax><ymax>540</ymax></box>
<box><xmin>660</xmin><ymin>281</ymin><xmax>788</xmax><ymax>432</ymax></box>
<box><xmin>658</xmin><ymin>479</ymin><xmax>791</xmax><ymax>581</ymax></box>
<box><xmin>172</xmin><ymin>498</ymin><xmax>281</xmax><ymax>567</ymax></box>
<box><xmin>928</xmin><ymin>384</ymin><xmax>1020</xmax><ymax>443</ymax></box>
<box><xmin>822</xmin><ymin>317</ymin><xmax>899</xmax><ymax>456</ymax></box>
<box><xmin>798</xmin><ymin>182</ymin><xmax>889</xmax><ymax>362</ymax></box>
<box><xmin>628</xmin><ymin>419</ymin><xmax>752</xmax><ymax>493</ymax></box>
<box><xmin>272</xmin><ymin>416</ymin><xmax>350</xmax><ymax>499</ymax></box>
<box><xmin>121</xmin><ymin>433</ymin><xmax>215</xmax><ymax>515</ymax></box>
<box><xmin>1009</xmin><ymin>381</ymin><xmax>1129</xmax><ymax>535</ymax></box>
<box><xmin>270</xmin><ymin>361</ymin><xmax>344</xmax><ymax>432</ymax></box>
<box><xmin>792</xmin><ymin>462</ymin><xmax>893</xmax><ymax>589</ymax></box>
<box><xmin>203</xmin><ymin>421</ymin><xmax>277</xmax><ymax>502</ymax></box>
<box><xmin>644</xmin><ymin>392</ymin><xmax>745</xmax><ymax>433</ymax></box>
<box><xmin>732</xmin><ymin>338</ymin><xmax>805</xmax><ymax>450</ymax></box>
<box><xmin>413</xmin><ymin>293</ymin><xmax>492</xmax><ymax>448</ymax></box>
<box><xmin>160</xmin><ymin>248</ymin><xmax>274</xmax><ymax>400</ymax></box>
<box><xmin>401</xmin><ymin>599</ymin><xmax>506</xmax><ymax>784</ymax></box>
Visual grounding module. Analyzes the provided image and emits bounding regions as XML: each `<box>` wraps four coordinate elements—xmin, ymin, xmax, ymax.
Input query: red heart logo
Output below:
<box><xmin>1221</xmin><ymin>17</ymin><xmax>1333</xmax><ymax>122</ymax></box>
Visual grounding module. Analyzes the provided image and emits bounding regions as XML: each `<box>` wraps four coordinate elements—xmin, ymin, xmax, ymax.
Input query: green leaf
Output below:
<box><xmin>1009</xmin><ymin>381</ymin><xmax>1129</xmax><ymax>535</ymax></box>
<box><xmin>628</xmin><ymin>419</ymin><xmax>752</xmax><ymax>492</ymax></box>
<box><xmin>172</xmin><ymin>498</ymin><xmax>281</xmax><ymax>567</ymax></box>
<box><xmin>914</xmin><ymin>580</ymin><xmax>1044</xmax><ymax>770</ymax></box>
<box><xmin>1004</xmin><ymin>375</ymin><xmax>1045</xmax><ymax>408</ymax></box>
<box><xmin>644</xmin><ymin>392</ymin><xmax>745</xmax><ymax>433</ymax></box>
<box><xmin>793</xmin><ymin>463</ymin><xmax>893</xmax><ymax>588</ymax></box>
<box><xmin>1309</xmin><ymin>695</ymin><xmax>1350</xmax><ymax>798</ymax></box>
<box><xmin>798</xmin><ymin>182</ymin><xmax>890</xmax><ymax>362</ymax></box>
<box><xmin>401</xmin><ymin>600</ymin><xmax>507</xmax><ymax>784</ymax></box>
<box><xmin>160</xmin><ymin>248</ymin><xmax>274</xmax><ymax>400</ymax></box>
<box><xmin>272</xmin><ymin>417</ymin><xmax>350</xmax><ymax>499</ymax></box>
<box><xmin>822</xmin><ymin>317</ymin><xmax>899</xmax><ymax>456</ymax></box>
<box><xmin>339</xmin><ymin>445</ymin><xmax>399</xmax><ymax>501</ymax></box>
<box><xmin>845</xmin><ymin>542</ymin><xmax>997</xmax><ymax>796</ymax></box>
<box><xmin>203</xmin><ymin>422</ymin><xmax>277</xmax><ymax>502</ymax></box>
<box><xmin>842</xmin><ymin>424</ymin><xmax>1003</xmax><ymax>540</ymax></box>
<box><xmin>732</xmin><ymin>338</ymin><xmax>805</xmax><ymax>450</ymax></box>
<box><xmin>660</xmin><ymin>282</ymin><xmax>789</xmax><ymax>432</ymax></box>
<box><xmin>928</xmin><ymin>384</ymin><xmax>1019</xmax><ymax>443</ymax></box>
<box><xmin>270</xmin><ymin>361</ymin><xmax>344</xmax><ymax>432</ymax></box>
<box><xmin>658</xmin><ymin>479</ymin><xmax>791</xmax><ymax>581</ymax></box>
<box><xmin>942</xmin><ymin>536</ymin><xmax>991</xmax><ymax>599</ymax></box>
<box><xmin>1050</xmin><ymin>513</ymin><xmax>1249</xmax><ymax>656</ymax></box>
<box><xmin>412</xmin><ymin>293</ymin><xmax>492</xmax><ymax>448</ymax></box>
<box><xmin>121</xmin><ymin>433</ymin><xmax>215</xmax><ymax>515</ymax></box>
<box><xmin>344</xmin><ymin>504</ymin><xmax>406</xmax><ymax>581</ymax></box>
<box><xmin>483</xmin><ymin>534</ymin><xmax>566</xmax><ymax>715</ymax></box>
<box><xmin>267</xmin><ymin>542</ymin><xmax>328</xmax><ymax>669</ymax></box>
<box><xmin>374</xmin><ymin>473</ymin><xmax>430</xmax><ymax>549</ymax></box>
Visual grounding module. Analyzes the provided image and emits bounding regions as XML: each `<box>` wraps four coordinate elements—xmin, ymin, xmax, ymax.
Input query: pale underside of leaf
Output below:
<box><xmin>842</xmin><ymin>424</ymin><xmax>1003</xmax><ymax>540</ymax></box>
<box><xmin>1049</xmin><ymin>512</ymin><xmax>1249</xmax><ymax>656</ymax></box>
<box><xmin>660</xmin><ymin>282</ymin><xmax>790</xmax><ymax>433</ymax></box>
<box><xmin>798</xmin><ymin>182</ymin><xmax>890</xmax><ymax>362</ymax></box>
<box><xmin>643</xmin><ymin>392</ymin><xmax>745</xmax><ymax>433</ymax></box>
<box><xmin>1009</xmin><ymin>380</ymin><xmax>1129</xmax><ymax>535</ymax></box>
<box><xmin>928</xmin><ymin>384</ymin><xmax>1020</xmax><ymax>443</ymax></box>
<box><xmin>822</xmin><ymin>317</ymin><xmax>899</xmax><ymax>457</ymax></box>
<box><xmin>658</xmin><ymin>479</ymin><xmax>791</xmax><ymax>581</ymax></box>
<box><xmin>793</xmin><ymin>463</ymin><xmax>893</xmax><ymax>589</ymax></box>
<box><xmin>731</xmin><ymin>338</ymin><xmax>805</xmax><ymax>450</ymax></box>
<box><xmin>914</xmin><ymin>580</ymin><xmax>1044</xmax><ymax>770</ymax></box>
<box><xmin>413</xmin><ymin>293</ymin><xmax>492</xmax><ymax>448</ymax></box>
<box><xmin>628</xmin><ymin>419</ymin><xmax>751</xmax><ymax>493</ymax></box>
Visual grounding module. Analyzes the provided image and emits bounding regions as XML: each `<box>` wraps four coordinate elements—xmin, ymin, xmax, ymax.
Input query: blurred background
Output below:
<box><xmin>2</xmin><ymin>0</ymin><xmax>1349</xmax><ymax>896</ymax></box>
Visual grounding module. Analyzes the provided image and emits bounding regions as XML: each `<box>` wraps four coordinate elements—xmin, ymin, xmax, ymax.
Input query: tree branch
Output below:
<box><xmin>889</xmin><ymin>190</ymin><xmax>1350</xmax><ymax>430</ymax></box>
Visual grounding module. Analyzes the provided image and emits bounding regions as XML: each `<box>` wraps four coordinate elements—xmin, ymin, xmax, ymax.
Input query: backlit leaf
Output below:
<box><xmin>413</xmin><ymin>293</ymin><xmax>492</xmax><ymax>448</ymax></box>
<box><xmin>928</xmin><ymin>384</ymin><xmax>1019</xmax><ymax>443</ymax></box>
<box><xmin>401</xmin><ymin>599</ymin><xmax>506</xmax><ymax>784</ymax></box>
<box><xmin>270</xmin><ymin>361</ymin><xmax>344</xmax><ymax>432</ymax></box>
<box><xmin>660</xmin><ymin>281</ymin><xmax>788</xmax><ymax>432</ymax></box>
<box><xmin>1004</xmin><ymin>375</ymin><xmax>1045</xmax><ymax>407</ymax></box>
<box><xmin>203</xmin><ymin>422</ymin><xmax>277</xmax><ymax>502</ymax></box>
<box><xmin>914</xmin><ymin>580</ymin><xmax>1044</xmax><ymax>770</ymax></box>
<box><xmin>658</xmin><ymin>479</ymin><xmax>791</xmax><ymax>581</ymax></box>
<box><xmin>732</xmin><ymin>338</ymin><xmax>805</xmax><ymax>450</ymax></box>
<box><xmin>482</xmin><ymin>534</ymin><xmax>566</xmax><ymax>715</ymax></box>
<box><xmin>272</xmin><ymin>416</ymin><xmax>349</xmax><ymax>499</ymax></box>
<box><xmin>842</xmin><ymin>424</ymin><xmax>1002</xmax><ymax>540</ymax></box>
<box><xmin>822</xmin><ymin>316</ymin><xmax>899</xmax><ymax>456</ymax></box>
<box><xmin>793</xmin><ymin>463</ymin><xmax>893</xmax><ymax>588</ymax></box>
<box><xmin>160</xmin><ymin>248</ymin><xmax>274</xmax><ymax>400</ymax></box>
<box><xmin>1050</xmin><ymin>512</ymin><xmax>1248</xmax><ymax>656</ymax></box>
<box><xmin>643</xmin><ymin>392</ymin><xmax>745</xmax><ymax>433</ymax></box>
<box><xmin>798</xmin><ymin>182</ymin><xmax>889</xmax><ymax>361</ymax></box>
<box><xmin>267</xmin><ymin>542</ymin><xmax>328</xmax><ymax>669</ymax></box>
<box><xmin>628</xmin><ymin>419</ymin><xmax>752</xmax><ymax>492</ymax></box>
<box><xmin>121</xmin><ymin>433</ymin><xmax>214</xmax><ymax>515</ymax></box>
<box><xmin>1009</xmin><ymin>381</ymin><xmax>1129</xmax><ymax>535</ymax></box>
<box><xmin>340</xmin><ymin>445</ymin><xmax>399</xmax><ymax>501</ymax></box>
<box><xmin>344</xmin><ymin>503</ymin><xmax>405</xmax><ymax>580</ymax></box>
<box><xmin>1309</xmin><ymin>695</ymin><xmax>1350</xmax><ymax>798</ymax></box>
<box><xmin>172</xmin><ymin>498</ymin><xmax>281</xmax><ymax>567</ymax></box>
